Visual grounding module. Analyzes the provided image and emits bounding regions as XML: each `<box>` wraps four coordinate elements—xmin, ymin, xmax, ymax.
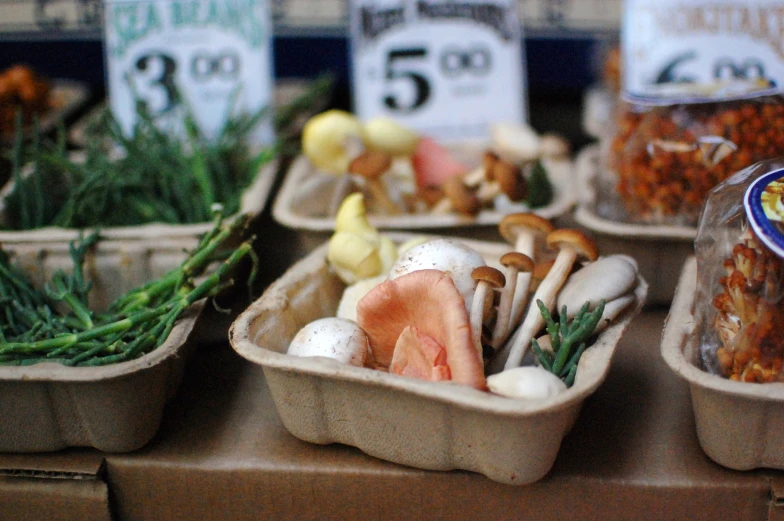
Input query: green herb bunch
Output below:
<box><xmin>531</xmin><ymin>299</ymin><xmax>606</xmax><ymax>387</ymax></box>
<box><xmin>2</xmin><ymin>75</ymin><xmax>333</xmax><ymax>231</ymax></box>
<box><xmin>0</xmin><ymin>210</ymin><xmax>257</xmax><ymax>366</ymax></box>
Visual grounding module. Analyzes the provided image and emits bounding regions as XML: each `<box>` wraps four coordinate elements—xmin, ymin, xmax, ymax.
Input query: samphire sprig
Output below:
<box><xmin>0</xmin><ymin>210</ymin><xmax>257</xmax><ymax>366</ymax></box>
<box><xmin>531</xmin><ymin>299</ymin><xmax>606</xmax><ymax>387</ymax></box>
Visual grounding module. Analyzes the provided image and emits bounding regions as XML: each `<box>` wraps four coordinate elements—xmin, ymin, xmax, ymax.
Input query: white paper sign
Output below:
<box><xmin>350</xmin><ymin>0</ymin><xmax>526</xmax><ymax>143</ymax></box>
<box><xmin>103</xmin><ymin>0</ymin><xmax>274</xmax><ymax>144</ymax></box>
<box><xmin>623</xmin><ymin>0</ymin><xmax>784</xmax><ymax>98</ymax></box>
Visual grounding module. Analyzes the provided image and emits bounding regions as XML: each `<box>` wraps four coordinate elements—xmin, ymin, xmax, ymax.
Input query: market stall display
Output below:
<box><xmin>230</xmin><ymin>200</ymin><xmax>647</xmax><ymax>484</ymax></box>
<box><xmin>273</xmin><ymin>110</ymin><xmax>576</xmax><ymax>231</ymax></box>
<box><xmin>0</xmin><ymin>213</ymin><xmax>257</xmax><ymax>452</ymax></box>
<box><xmin>662</xmin><ymin>159</ymin><xmax>784</xmax><ymax>471</ymax></box>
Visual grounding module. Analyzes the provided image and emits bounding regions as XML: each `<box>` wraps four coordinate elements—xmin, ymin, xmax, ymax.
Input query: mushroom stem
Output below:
<box><xmin>470</xmin><ymin>282</ymin><xmax>491</xmax><ymax>359</ymax></box>
<box><xmin>508</xmin><ymin>231</ymin><xmax>535</xmax><ymax>328</ymax></box>
<box><xmin>497</xmin><ymin>245</ymin><xmax>577</xmax><ymax>371</ymax></box>
<box><xmin>470</xmin><ymin>266</ymin><xmax>506</xmax><ymax>360</ymax></box>
<box><xmin>494</xmin><ymin>229</ymin><xmax>597</xmax><ymax>371</ymax></box>
<box><xmin>491</xmin><ymin>252</ymin><xmax>534</xmax><ymax>349</ymax></box>
<box><xmin>365</xmin><ymin>177</ymin><xmax>401</xmax><ymax>214</ymax></box>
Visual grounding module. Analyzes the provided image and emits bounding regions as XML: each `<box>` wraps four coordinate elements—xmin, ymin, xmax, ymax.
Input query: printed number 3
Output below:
<box><xmin>135</xmin><ymin>53</ymin><xmax>178</xmax><ymax>114</ymax></box>
<box><xmin>383</xmin><ymin>48</ymin><xmax>431</xmax><ymax>113</ymax></box>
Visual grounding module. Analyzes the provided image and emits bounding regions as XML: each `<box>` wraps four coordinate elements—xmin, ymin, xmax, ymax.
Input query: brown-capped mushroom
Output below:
<box><xmin>491</xmin><ymin>252</ymin><xmax>534</xmax><ymax>349</ymax></box>
<box><xmin>473</xmin><ymin>159</ymin><xmax>528</xmax><ymax>205</ymax></box>
<box><xmin>470</xmin><ymin>266</ymin><xmax>506</xmax><ymax>359</ymax></box>
<box><xmin>497</xmin><ymin>213</ymin><xmax>555</xmax><ymax>340</ymax></box>
<box><xmin>430</xmin><ymin>175</ymin><xmax>481</xmax><ymax>215</ymax></box>
<box><xmin>349</xmin><ymin>151</ymin><xmax>401</xmax><ymax>214</ymax></box>
<box><xmin>497</xmin><ymin>229</ymin><xmax>598</xmax><ymax>371</ymax></box>
<box><xmin>464</xmin><ymin>151</ymin><xmax>499</xmax><ymax>187</ymax></box>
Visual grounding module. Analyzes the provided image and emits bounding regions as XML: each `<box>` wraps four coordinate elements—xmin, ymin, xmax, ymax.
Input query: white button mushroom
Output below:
<box><xmin>487</xmin><ymin>366</ymin><xmax>566</xmax><ymax>400</ymax></box>
<box><xmin>288</xmin><ymin>318</ymin><xmax>369</xmax><ymax>367</ymax></box>
<box><xmin>388</xmin><ymin>239</ymin><xmax>486</xmax><ymax>312</ymax></box>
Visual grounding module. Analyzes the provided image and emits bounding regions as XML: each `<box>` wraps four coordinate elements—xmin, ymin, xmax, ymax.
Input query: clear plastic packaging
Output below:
<box><xmin>605</xmin><ymin>92</ymin><xmax>784</xmax><ymax>226</ymax></box>
<box><xmin>695</xmin><ymin>159</ymin><xmax>784</xmax><ymax>382</ymax></box>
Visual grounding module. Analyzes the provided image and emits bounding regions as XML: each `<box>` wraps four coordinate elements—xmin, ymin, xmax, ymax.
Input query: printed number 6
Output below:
<box><xmin>134</xmin><ymin>53</ymin><xmax>178</xmax><ymax>114</ymax></box>
<box><xmin>383</xmin><ymin>48</ymin><xmax>432</xmax><ymax>113</ymax></box>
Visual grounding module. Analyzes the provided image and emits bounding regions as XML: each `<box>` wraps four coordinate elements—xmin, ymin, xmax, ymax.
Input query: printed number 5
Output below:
<box><xmin>383</xmin><ymin>48</ymin><xmax>431</xmax><ymax>113</ymax></box>
<box><xmin>135</xmin><ymin>53</ymin><xmax>178</xmax><ymax>114</ymax></box>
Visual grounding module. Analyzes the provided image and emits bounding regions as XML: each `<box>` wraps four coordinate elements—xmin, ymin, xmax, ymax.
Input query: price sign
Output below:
<box><xmin>103</xmin><ymin>0</ymin><xmax>274</xmax><ymax>144</ymax></box>
<box><xmin>623</xmin><ymin>0</ymin><xmax>784</xmax><ymax>97</ymax></box>
<box><xmin>350</xmin><ymin>0</ymin><xmax>526</xmax><ymax>143</ymax></box>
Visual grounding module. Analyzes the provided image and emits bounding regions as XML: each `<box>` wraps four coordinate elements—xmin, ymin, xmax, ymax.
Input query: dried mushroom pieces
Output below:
<box><xmin>712</xmin><ymin>231</ymin><xmax>784</xmax><ymax>382</ymax></box>
<box><xmin>695</xmin><ymin>160</ymin><xmax>784</xmax><ymax>384</ymax></box>
<box><xmin>608</xmin><ymin>96</ymin><xmax>784</xmax><ymax>225</ymax></box>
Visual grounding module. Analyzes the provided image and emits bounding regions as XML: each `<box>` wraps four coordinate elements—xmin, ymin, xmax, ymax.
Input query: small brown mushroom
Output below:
<box><xmin>470</xmin><ymin>266</ymin><xmax>506</xmax><ymax>360</ymax></box>
<box><xmin>493</xmin><ymin>160</ymin><xmax>527</xmax><ymax>201</ymax></box>
<box><xmin>431</xmin><ymin>175</ymin><xmax>481</xmax><ymax>215</ymax></box>
<box><xmin>497</xmin><ymin>213</ymin><xmax>555</xmax><ymax>341</ymax></box>
<box><xmin>464</xmin><ymin>151</ymin><xmax>499</xmax><ymax>187</ymax></box>
<box><xmin>499</xmin><ymin>229</ymin><xmax>598</xmax><ymax>370</ymax></box>
<box><xmin>491</xmin><ymin>252</ymin><xmax>534</xmax><ymax>350</ymax></box>
<box><xmin>349</xmin><ymin>151</ymin><xmax>401</xmax><ymax>214</ymax></box>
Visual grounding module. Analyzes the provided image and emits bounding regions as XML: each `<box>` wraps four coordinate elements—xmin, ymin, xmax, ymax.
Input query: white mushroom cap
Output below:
<box><xmin>557</xmin><ymin>255</ymin><xmax>638</xmax><ymax>318</ymax></box>
<box><xmin>288</xmin><ymin>318</ymin><xmax>369</xmax><ymax>367</ymax></box>
<box><xmin>491</xmin><ymin>122</ymin><xmax>541</xmax><ymax>163</ymax></box>
<box><xmin>388</xmin><ymin>239</ymin><xmax>485</xmax><ymax>312</ymax></box>
<box><xmin>487</xmin><ymin>366</ymin><xmax>566</xmax><ymax>400</ymax></box>
<box><xmin>336</xmin><ymin>275</ymin><xmax>387</xmax><ymax>323</ymax></box>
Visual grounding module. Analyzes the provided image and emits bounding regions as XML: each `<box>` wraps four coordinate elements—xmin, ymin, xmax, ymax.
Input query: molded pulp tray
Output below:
<box><xmin>272</xmin><ymin>153</ymin><xmax>577</xmax><ymax>232</ymax></box>
<box><xmin>662</xmin><ymin>257</ymin><xmax>784</xmax><ymax>471</ymax></box>
<box><xmin>0</xmin><ymin>300</ymin><xmax>204</xmax><ymax>453</ymax></box>
<box><xmin>574</xmin><ymin>144</ymin><xmax>695</xmax><ymax>305</ymax></box>
<box><xmin>229</xmin><ymin>235</ymin><xmax>647</xmax><ymax>485</ymax></box>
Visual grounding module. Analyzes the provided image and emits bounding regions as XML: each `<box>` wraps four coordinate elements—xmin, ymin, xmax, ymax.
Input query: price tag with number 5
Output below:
<box><xmin>103</xmin><ymin>0</ymin><xmax>274</xmax><ymax>144</ymax></box>
<box><xmin>350</xmin><ymin>0</ymin><xmax>527</xmax><ymax>143</ymax></box>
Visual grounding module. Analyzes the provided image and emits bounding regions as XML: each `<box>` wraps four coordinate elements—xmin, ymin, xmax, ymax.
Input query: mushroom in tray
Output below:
<box><xmin>327</xmin><ymin>193</ymin><xmax>398</xmax><ymax>285</ymax></box>
<box><xmin>288</xmin><ymin>318</ymin><xmax>369</xmax><ymax>367</ymax></box>
<box><xmin>388</xmin><ymin>237</ymin><xmax>486</xmax><ymax>312</ymax></box>
<box><xmin>356</xmin><ymin>269</ymin><xmax>486</xmax><ymax>389</ymax></box>
<box><xmin>495</xmin><ymin>229</ymin><xmax>599</xmax><ymax>371</ymax></box>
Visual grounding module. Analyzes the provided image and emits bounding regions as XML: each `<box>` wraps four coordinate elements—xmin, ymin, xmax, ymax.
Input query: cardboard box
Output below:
<box><xmin>0</xmin><ymin>450</ymin><xmax>110</xmax><ymax>521</ymax></box>
<box><xmin>102</xmin><ymin>311</ymin><xmax>784</xmax><ymax>521</ymax></box>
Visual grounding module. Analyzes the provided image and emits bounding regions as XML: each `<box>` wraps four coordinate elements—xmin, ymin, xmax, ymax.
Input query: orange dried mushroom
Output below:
<box><xmin>712</xmin><ymin>230</ymin><xmax>784</xmax><ymax>382</ymax></box>
<box><xmin>609</xmin><ymin>96</ymin><xmax>784</xmax><ymax>225</ymax></box>
<box><xmin>0</xmin><ymin>65</ymin><xmax>51</xmax><ymax>136</ymax></box>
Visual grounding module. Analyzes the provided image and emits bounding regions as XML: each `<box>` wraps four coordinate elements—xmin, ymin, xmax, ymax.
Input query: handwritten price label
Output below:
<box><xmin>350</xmin><ymin>0</ymin><xmax>526</xmax><ymax>142</ymax></box>
<box><xmin>103</xmin><ymin>0</ymin><xmax>274</xmax><ymax>144</ymax></box>
<box><xmin>623</xmin><ymin>0</ymin><xmax>784</xmax><ymax>97</ymax></box>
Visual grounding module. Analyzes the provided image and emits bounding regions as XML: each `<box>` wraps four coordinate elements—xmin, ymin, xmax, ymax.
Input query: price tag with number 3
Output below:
<box><xmin>350</xmin><ymin>0</ymin><xmax>527</xmax><ymax>143</ymax></box>
<box><xmin>103</xmin><ymin>0</ymin><xmax>274</xmax><ymax>144</ymax></box>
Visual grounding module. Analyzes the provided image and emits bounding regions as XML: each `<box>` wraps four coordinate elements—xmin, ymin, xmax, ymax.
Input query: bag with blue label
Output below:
<box><xmin>695</xmin><ymin>159</ymin><xmax>784</xmax><ymax>383</ymax></box>
<box><xmin>604</xmin><ymin>81</ymin><xmax>784</xmax><ymax>227</ymax></box>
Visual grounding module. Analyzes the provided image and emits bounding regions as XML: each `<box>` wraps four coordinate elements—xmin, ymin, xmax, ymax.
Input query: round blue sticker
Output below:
<box><xmin>745</xmin><ymin>168</ymin><xmax>784</xmax><ymax>259</ymax></box>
